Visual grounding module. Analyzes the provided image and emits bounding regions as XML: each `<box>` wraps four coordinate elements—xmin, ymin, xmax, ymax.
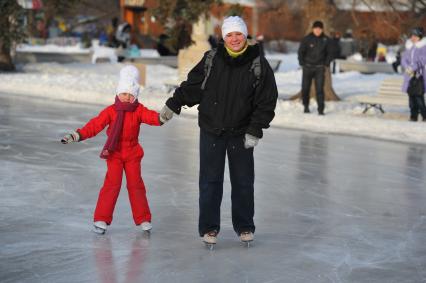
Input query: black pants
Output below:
<box><xmin>199</xmin><ymin>129</ymin><xmax>255</xmax><ymax>236</ymax></box>
<box><xmin>409</xmin><ymin>95</ymin><xmax>426</xmax><ymax>120</ymax></box>
<box><xmin>302</xmin><ymin>66</ymin><xmax>325</xmax><ymax>113</ymax></box>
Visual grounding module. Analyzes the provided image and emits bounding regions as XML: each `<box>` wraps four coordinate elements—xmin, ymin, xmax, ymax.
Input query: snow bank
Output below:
<box><xmin>17</xmin><ymin>44</ymin><xmax>90</xmax><ymax>54</ymax></box>
<box><xmin>0</xmin><ymin>56</ymin><xmax>425</xmax><ymax>145</ymax></box>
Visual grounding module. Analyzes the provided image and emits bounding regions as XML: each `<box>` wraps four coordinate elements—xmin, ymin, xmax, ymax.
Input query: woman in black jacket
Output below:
<box><xmin>159</xmin><ymin>16</ymin><xmax>278</xmax><ymax>248</ymax></box>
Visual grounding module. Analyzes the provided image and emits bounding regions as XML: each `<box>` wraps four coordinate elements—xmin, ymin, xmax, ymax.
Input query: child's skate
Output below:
<box><xmin>93</xmin><ymin>221</ymin><xmax>107</xmax><ymax>235</ymax></box>
<box><xmin>240</xmin><ymin>231</ymin><xmax>254</xmax><ymax>247</ymax></box>
<box><xmin>202</xmin><ymin>231</ymin><xmax>217</xmax><ymax>250</ymax></box>
<box><xmin>140</xmin><ymin>222</ymin><xmax>152</xmax><ymax>234</ymax></box>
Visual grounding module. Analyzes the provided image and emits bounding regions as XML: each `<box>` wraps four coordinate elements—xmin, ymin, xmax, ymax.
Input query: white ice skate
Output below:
<box><xmin>240</xmin><ymin>231</ymin><xmax>254</xmax><ymax>247</ymax></box>
<box><xmin>93</xmin><ymin>221</ymin><xmax>107</xmax><ymax>234</ymax></box>
<box><xmin>140</xmin><ymin>222</ymin><xmax>152</xmax><ymax>233</ymax></box>
<box><xmin>202</xmin><ymin>231</ymin><xmax>217</xmax><ymax>250</ymax></box>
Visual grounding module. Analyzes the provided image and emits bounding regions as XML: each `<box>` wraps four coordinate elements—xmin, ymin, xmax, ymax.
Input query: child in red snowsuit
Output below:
<box><xmin>61</xmin><ymin>65</ymin><xmax>169</xmax><ymax>234</ymax></box>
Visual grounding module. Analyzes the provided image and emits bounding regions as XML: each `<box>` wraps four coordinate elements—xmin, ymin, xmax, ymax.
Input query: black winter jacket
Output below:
<box><xmin>166</xmin><ymin>43</ymin><xmax>278</xmax><ymax>138</ymax></box>
<box><xmin>298</xmin><ymin>33</ymin><xmax>333</xmax><ymax>67</ymax></box>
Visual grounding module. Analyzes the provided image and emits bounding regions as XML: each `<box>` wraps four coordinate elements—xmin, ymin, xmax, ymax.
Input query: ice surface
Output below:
<box><xmin>1</xmin><ymin>93</ymin><xmax>426</xmax><ymax>283</ymax></box>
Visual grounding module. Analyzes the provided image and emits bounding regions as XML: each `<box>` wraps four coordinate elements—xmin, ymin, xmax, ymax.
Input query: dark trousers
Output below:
<box><xmin>409</xmin><ymin>95</ymin><xmax>426</xmax><ymax>120</ymax></box>
<box><xmin>302</xmin><ymin>66</ymin><xmax>325</xmax><ymax>113</ymax></box>
<box><xmin>199</xmin><ymin>129</ymin><xmax>255</xmax><ymax>236</ymax></box>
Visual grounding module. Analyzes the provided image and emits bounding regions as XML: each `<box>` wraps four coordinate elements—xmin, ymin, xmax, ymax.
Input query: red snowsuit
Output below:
<box><xmin>77</xmin><ymin>103</ymin><xmax>161</xmax><ymax>225</ymax></box>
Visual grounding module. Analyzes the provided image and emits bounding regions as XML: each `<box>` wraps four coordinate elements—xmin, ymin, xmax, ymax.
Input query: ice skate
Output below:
<box><xmin>93</xmin><ymin>221</ymin><xmax>107</xmax><ymax>234</ymax></box>
<box><xmin>202</xmin><ymin>231</ymin><xmax>217</xmax><ymax>250</ymax></box>
<box><xmin>240</xmin><ymin>231</ymin><xmax>254</xmax><ymax>247</ymax></box>
<box><xmin>140</xmin><ymin>221</ymin><xmax>152</xmax><ymax>233</ymax></box>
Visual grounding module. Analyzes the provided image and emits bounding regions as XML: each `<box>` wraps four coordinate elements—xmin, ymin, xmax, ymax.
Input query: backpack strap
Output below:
<box><xmin>250</xmin><ymin>56</ymin><xmax>262</xmax><ymax>88</ymax></box>
<box><xmin>201</xmin><ymin>49</ymin><xmax>217</xmax><ymax>90</ymax></box>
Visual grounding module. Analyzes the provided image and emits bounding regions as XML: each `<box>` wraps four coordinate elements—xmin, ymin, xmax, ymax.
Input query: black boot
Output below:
<box><xmin>409</xmin><ymin>116</ymin><xmax>418</xmax><ymax>122</ymax></box>
<box><xmin>318</xmin><ymin>111</ymin><xmax>325</xmax><ymax>116</ymax></box>
<box><xmin>304</xmin><ymin>107</ymin><xmax>310</xmax><ymax>114</ymax></box>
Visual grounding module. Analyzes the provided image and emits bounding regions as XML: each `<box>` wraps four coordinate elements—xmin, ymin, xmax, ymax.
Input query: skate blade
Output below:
<box><xmin>93</xmin><ymin>226</ymin><xmax>106</xmax><ymax>235</ymax></box>
<box><xmin>241</xmin><ymin>240</ymin><xmax>253</xmax><ymax>248</ymax></box>
<box><xmin>142</xmin><ymin>230</ymin><xmax>151</xmax><ymax>238</ymax></box>
<box><xmin>203</xmin><ymin>241</ymin><xmax>216</xmax><ymax>250</ymax></box>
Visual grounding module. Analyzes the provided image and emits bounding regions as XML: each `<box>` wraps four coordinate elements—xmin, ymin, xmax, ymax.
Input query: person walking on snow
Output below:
<box><xmin>159</xmin><ymin>16</ymin><xmax>278</xmax><ymax>247</ymax></box>
<box><xmin>298</xmin><ymin>20</ymin><xmax>333</xmax><ymax>115</ymax></box>
<box><xmin>61</xmin><ymin>65</ymin><xmax>167</xmax><ymax>234</ymax></box>
<box><xmin>401</xmin><ymin>27</ymin><xmax>426</xmax><ymax>122</ymax></box>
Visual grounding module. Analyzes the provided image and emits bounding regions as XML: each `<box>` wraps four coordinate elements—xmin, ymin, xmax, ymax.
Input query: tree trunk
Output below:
<box><xmin>290</xmin><ymin>67</ymin><xmax>340</xmax><ymax>101</ymax></box>
<box><xmin>0</xmin><ymin>43</ymin><xmax>15</xmax><ymax>71</ymax></box>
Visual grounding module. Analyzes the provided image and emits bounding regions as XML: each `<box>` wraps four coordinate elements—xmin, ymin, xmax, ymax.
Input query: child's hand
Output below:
<box><xmin>61</xmin><ymin>131</ymin><xmax>80</xmax><ymax>144</ymax></box>
<box><xmin>160</xmin><ymin>105</ymin><xmax>174</xmax><ymax>124</ymax></box>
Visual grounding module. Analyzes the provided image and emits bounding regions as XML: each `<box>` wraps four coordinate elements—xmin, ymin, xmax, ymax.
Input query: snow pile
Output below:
<box><xmin>0</xmin><ymin>56</ymin><xmax>425</xmax><ymax>145</ymax></box>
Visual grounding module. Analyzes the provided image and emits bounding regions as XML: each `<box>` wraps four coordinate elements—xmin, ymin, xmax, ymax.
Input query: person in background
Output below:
<box><xmin>339</xmin><ymin>29</ymin><xmax>356</xmax><ymax>59</ymax></box>
<box><xmin>107</xmin><ymin>17</ymin><xmax>119</xmax><ymax>48</ymax></box>
<box><xmin>298</xmin><ymin>20</ymin><xmax>333</xmax><ymax>115</ymax></box>
<box><xmin>401</xmin><ymin>27</ymin><xmax>426</xmax><ymax>122</ymax></box>
<box><xmin>330</xmin><ymin>31</ymin><xmax>342</xmax><ymax>73</ymax></box>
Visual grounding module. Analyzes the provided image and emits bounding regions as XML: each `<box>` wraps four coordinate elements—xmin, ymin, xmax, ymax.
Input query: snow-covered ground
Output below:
<box><xmin>1</xmin><ymin>53</ymin><xmax>425</xmax><ymax>145</ymax></box>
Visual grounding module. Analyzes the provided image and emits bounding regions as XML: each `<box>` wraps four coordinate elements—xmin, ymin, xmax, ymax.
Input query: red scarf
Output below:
<box><xmin>100</xmin><ymin>96</ymin><xmax>139</xmax><ymax>159</ymax></box>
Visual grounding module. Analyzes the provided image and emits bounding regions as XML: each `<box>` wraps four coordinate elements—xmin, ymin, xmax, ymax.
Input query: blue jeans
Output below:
<box><xmin>198</xmin><ymin>129</ymin><xmax>255</xmax><ymax>236</ymax></box>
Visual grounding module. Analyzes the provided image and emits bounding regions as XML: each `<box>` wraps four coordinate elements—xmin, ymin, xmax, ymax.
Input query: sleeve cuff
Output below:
<box><xmin>246</xmin><ymin>125</ymin><xmax>263</xmax><ymax>139</ymax></box>
<box><xmin>166</xmin><ymin>98</ymin><xmax>182</xmax><ymax>115</ymax></box>
<box><xmin>76</xmin><ymin>129</ymin><xmax>84</xmax><ymax>141</ymax></box>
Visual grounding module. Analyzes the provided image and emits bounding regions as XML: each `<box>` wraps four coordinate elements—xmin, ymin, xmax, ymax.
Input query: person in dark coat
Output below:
<box><xmin>159</xmin><ymin>16</ymin><xmax>278</xmax><ymax>246</ymax></box>
<box><xmin>298</xmin><ymin>20</ymin><xmax>333</xmax><ymax>115</ymax></box>
<box><xmin>330</xmin><ymin>31</ymin><xmax>342</xmax><ymax>73</ymax></box>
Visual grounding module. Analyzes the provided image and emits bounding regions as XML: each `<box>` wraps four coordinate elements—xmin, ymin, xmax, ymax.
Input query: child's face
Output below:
<box><xmin>118</xmin><ymin>93</ymin><xmax>135</xmax><ymax>103</ymax></box>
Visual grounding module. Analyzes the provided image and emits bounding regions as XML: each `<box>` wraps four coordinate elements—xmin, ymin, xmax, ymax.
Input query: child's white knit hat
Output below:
<box><xmin>116</xmin><ymin>65</ymin><xmax>140</xmax><ymax>100</ymax></box>
<box><xmin>221</xmin><ymin>16</ymin><xmax>248</xmax><ymax>40</ymax></box>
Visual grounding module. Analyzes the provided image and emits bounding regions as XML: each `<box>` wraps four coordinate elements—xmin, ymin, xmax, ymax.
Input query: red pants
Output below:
<box><xmin>94</xmin><ymin>154</ymin><xmax>151</xmax><ymax>225</ymax></box>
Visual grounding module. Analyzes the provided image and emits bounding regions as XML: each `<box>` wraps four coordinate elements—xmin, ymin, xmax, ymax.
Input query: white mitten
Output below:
<box><xmin>244</xmin><ymin>134</ymin><xmax>259</xmax><ymax>149</ymax></box>
<box><xmin>61</xmin><ymin>131</ymin><xmax>80</xmax><ymax>144</ymax></box>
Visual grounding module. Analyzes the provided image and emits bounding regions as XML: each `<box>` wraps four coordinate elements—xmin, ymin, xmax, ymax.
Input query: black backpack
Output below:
<box><xmin>200</xmin><ymin>48</ymin><xmax>262</xmax><ymax>90</ymax></box>
<box><xmin>407</xmin><ymin>65</ymin><xmax>425</xmax><ymax>97</ymax></box>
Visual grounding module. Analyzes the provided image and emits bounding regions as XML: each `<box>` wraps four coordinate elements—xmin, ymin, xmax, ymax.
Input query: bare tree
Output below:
<box><xmin>0</xmin><ymin>0</ymin><xmax>25</xmax><ymax>71</ymax></box>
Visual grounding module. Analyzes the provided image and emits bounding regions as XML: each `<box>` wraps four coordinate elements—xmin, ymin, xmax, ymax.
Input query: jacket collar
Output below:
<box><xmin>405</xmin><ymin>37</ymin><xmax>426</xmax><ymax>50</ymax></box>
<box><xmin>309</xmin><ymin>32</ymin><xmax>325</xmax><ymax>39</ymax></box>
<box><xmin>217</xmin><ymin>42</ymin><xmax>260</xmax><ymax>66</ymax></box>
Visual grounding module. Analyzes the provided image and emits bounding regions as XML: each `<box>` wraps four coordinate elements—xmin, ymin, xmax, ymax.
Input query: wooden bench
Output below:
<box><xmin>336</xmin><ymin>59</ymin><xmax>394</xmax><ymax>74</ymax></box>
<box><xmin>351</xmin><ymin>77</ymin><xmax>407</xmax><ymax>113</ymax></box>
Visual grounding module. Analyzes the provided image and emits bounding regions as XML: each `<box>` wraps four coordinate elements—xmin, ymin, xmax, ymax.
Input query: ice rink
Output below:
<box><xmin>1</xmin><ymin>93</ymin><xmax>426</xmax><ymax>283</ymax></box>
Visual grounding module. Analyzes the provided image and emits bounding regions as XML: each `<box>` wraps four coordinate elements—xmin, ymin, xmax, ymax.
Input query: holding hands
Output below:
<box><xmin>61</xmin><ymin>131</ymin><xmax>80</xmax><ymax>144</ymax></box>
<box><xmin>160</xmin><ymin>105</ymin><xmax>174</xmax><ymax>124</ymax></box>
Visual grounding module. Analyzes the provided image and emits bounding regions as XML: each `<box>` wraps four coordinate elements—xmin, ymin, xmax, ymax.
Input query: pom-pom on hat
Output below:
<box><xmin>116</xmin><ymin>65</ymin><xmax>140</xmax><ymax>100</ymax></box>
<box><xmin>221</xmin><ymin>16</ymin><xmax>248</xmax><ymax>39</ymax></box>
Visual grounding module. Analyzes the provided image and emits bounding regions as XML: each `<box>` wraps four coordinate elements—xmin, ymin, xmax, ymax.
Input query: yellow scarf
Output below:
<box><xmin>225</xmin><ymin>43</ymin><xmax>248</xmax><ymax>58</ymax></box>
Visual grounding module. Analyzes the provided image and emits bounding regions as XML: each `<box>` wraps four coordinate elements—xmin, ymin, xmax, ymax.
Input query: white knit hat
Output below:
<box><xmin>116</xmin><ymin>65</ymin><xmax>140</xmax><ymax>100</ymax></box>
<box><xmin>221</xmin><ymin>16</ymin><xmax>248</xmax><ymax>39</ymax></box>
